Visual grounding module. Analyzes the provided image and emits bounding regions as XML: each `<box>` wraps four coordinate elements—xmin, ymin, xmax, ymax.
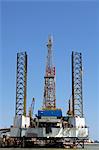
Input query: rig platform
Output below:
<box><xmin>0</xmin><ymin>36</ymin><xmax>89</xmax><ymax>148</ymax></box>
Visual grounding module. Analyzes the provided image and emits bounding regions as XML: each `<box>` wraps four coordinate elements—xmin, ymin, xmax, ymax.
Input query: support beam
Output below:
<box><xmin>72</xmin><ymin>51</ymin><xmax>83</xmax><ymax>117</ymax></box>
<box><xmin>15</xmin><ymin>52</ymin><xmax>27</xmax><ymax>116</ymax></box>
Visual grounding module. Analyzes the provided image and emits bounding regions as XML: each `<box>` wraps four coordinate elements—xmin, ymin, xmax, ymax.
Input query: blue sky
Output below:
<box><xmin>0</xmin><ymin>0</ymin><xmax>99</xmax><ymax>140</ymax></box>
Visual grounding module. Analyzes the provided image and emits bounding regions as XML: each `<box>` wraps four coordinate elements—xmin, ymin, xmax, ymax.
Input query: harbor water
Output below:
<box><xmin>0</xmin><ymin>144</ymin><xmax>99</xmax><ymax>150</ymax></box>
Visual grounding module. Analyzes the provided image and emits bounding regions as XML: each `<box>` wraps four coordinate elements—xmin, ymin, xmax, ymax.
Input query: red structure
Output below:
<box><xmin>43</xmin><ymin>36</ymin><xmax>56</xmax><ymax>109</ymax></box>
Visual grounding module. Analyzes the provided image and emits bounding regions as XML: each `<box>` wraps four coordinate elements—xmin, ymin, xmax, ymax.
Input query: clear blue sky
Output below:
<box><xmin>0</xmin><ymin>0</ymin><xmax>99</xmax><ymax>140</ymax></box>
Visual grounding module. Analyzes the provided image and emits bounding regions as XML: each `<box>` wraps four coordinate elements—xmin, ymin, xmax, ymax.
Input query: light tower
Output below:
<box><xmin>15</xmin><ymin>52</ymin><xmax>27</xmax><ymax>117</ymax></box>
<box><xmin>43</xmin><ymin>36</ymin><xmax>56</xmax><ymax>110</ymax></box>
<box><xmin>72</xmin><ymin>51</ymin><xmax>83</xmax><ymax>117</ymax></box>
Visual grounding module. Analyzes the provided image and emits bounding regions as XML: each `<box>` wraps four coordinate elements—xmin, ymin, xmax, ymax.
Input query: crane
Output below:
<box><xmin>29</xmin><ymin>98</ymin><xmax>35</xmax><ymax>119</ymax></box>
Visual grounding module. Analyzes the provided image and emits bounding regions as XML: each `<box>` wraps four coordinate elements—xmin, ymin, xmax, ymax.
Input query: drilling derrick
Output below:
<box><xmin>43</xmin><ymin>36</ymin><xmax>56</xmax><ymax>110</ymax></box>
<box><xmin>15</xmin><ymin>52</ymin><xmax>27</xmax><ymax>117</ymax></box>
<box><xmin>72</xmin><ymin>51</ymin><xmax>83</xmax><ymax>117</ymax></box>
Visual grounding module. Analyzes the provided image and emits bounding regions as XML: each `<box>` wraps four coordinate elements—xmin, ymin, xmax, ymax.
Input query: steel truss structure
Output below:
<box><xmin>43</xmin><ymin>36</ymin><xmax>56</xmax><ymax>109</ymax></box>
<box><xmin>15</xmin><ymin>52</ymin><xmax>27</xmax><ymax>116</ymax></box>
<box><xmin>72</xmin><ymin>51</ymin><xmax>83</xmax><ymax>117</ymax></box>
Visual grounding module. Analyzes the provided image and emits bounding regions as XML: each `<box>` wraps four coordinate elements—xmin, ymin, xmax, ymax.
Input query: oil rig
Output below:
<box><xmin>0</xmin><ymin>36</ymin><xmax>89</xmax><ymax>148</ymax></box>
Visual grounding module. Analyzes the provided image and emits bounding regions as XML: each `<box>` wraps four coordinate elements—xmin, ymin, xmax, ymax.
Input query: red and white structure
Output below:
<box><xmin>43</xmin><ymin>36</ymin><xmax>56</xmax><ymax>109</ymax></box>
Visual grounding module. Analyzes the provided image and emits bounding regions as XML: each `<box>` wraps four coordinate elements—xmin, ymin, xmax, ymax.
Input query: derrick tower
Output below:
<box><xmin>72</xmin><ymin>51</ymin><xmax>83</xmax><ymax>117</ymax></box>
<box><xmin>15</xmin><ymin>52</ymin><xmax>27</xmax><ymax>116</ymax></box>
<box><xmin>43</xmin><ymin>36</ymin><xmax>56</xmax><ymax>109</ymax></box>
